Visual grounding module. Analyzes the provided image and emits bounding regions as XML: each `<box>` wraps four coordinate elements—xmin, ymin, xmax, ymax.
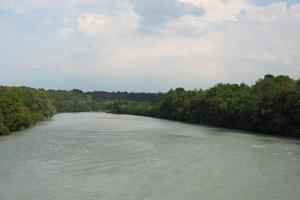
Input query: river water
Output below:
<box><xmin>0</xmin><ymin>112</ymin><xmax>299</xmax><ymax>200</ymax></box>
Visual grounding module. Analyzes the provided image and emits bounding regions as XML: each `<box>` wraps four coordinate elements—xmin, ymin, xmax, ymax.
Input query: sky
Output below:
<box><xmin>0</xmin><ymin>0</ymin><xmax>300</xmax><ymax>92</ymax></box>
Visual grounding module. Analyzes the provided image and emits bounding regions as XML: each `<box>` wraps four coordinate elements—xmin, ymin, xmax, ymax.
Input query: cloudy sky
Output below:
<box><xmin>0</xmin><ymin>0</ymin><xmax>299</xmax><ymax>91</ymax></box>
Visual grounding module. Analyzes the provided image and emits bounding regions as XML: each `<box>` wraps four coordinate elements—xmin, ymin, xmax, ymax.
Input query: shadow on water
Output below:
<box><xmin>209</xmin><ymin>127</ymin><xmax>300</xmax><ymax>145</ymax></box>
<box><xmin>104</xmin><ymin>113</ymin><xmax>300</xmax><ymax>142</ymax></box>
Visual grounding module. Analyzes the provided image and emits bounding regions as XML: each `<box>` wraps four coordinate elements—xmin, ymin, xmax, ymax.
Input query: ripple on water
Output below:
<box><xmin>0</xmin><ymin>112</ymin><xmax>300</xmax><ymax>200</ymax></box>
<box><xmin>250</xmin><ymin>145</ymin><xmax>267</xmax><ymax>148</ymax></box>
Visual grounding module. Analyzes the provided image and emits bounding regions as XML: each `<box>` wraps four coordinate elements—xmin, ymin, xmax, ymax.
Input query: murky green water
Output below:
<box><xmin>0</xmin><ymin>113</ymin><xmax>299</xmax><ymax>200</ymax></box>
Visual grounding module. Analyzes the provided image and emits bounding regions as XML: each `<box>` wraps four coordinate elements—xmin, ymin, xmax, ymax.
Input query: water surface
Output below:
<box><xmin>1</xmin><ymin>113</ymin><xmax>299</xmax><ymax>200</ymax></box>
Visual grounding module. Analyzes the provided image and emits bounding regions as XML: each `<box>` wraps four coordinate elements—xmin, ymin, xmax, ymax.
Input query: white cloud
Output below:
<box><xmin>71</xmin><ymin>0</ymin><xmax>299</xmax><ymax>84</ymax></box>
<box><xmin>0</xmin><ymin>0</ymin><xmax>63</xmax><ymax>13</ymax></box>
<box><xmin>58</xmin><ymin>27</ymin><xmax>74</xmax><ymax>37</ymax></box>
<box><xmin>59</xmin><ymin>2</ymin><xmax>139</xmax><ymax>37</ymax></box>
<box><xmin>2</xmin><ymin>0</ymin><xmax>300</xmax><ymax>90</ymax></box>
<box><xmin>78</xmin><ymin>13</ymin><xmax>111</xmax><ymax>36</ymax></box>
<box><xmin>179</xmin><ymin>0</ymin><xmax>247</xmax><ymax>23</ymax></box>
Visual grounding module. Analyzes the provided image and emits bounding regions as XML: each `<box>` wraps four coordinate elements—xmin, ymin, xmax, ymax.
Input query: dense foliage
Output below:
<box><xmin>47</xmin><ymin>89</ymin><xmax>105</xmax><ymax>113</ymax></box>
<box><xmin>105</xmin><ymin>100</ymin><xmax>155</xmax><ymax>115</ymax></box>
<box><xmin>0</xmin><ymin>87</ymin><xmax>56</xmax><ymax>135</ymax></box>
<box><xmin>87</xmin><ymin>91</ymin><xmax>164</xmax><ymax>102</ymax></box>
<box><xmin>109</xmin><ymin>75</ymin><xmax>300</xmax><ymax>138</ymax></box>
<box><xmin>0</xmin><ymin>87</ymin><xmax>163</xmax><ymax>135</ymax></box>
<box><xmin>2</xmin><ymin>75</ymin><xmax>299</xmax><ymax>138</ymax></box>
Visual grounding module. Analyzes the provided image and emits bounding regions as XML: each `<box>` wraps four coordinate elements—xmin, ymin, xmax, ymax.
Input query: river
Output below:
<box><xmin>0</xmin><ymin>112</ymin><xmax>299</xmax><ymax>200</ymax></box>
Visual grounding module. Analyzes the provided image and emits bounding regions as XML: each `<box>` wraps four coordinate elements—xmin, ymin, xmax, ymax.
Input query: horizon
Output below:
<box><xmin>1</xmin><ymin>0</ymin><xmax>300</xmax><ymax>91</ymax></box>
<box><xmin>0</xmin><ymin>73</ymin><xmax>297</xmax><ymax>93</ymax></box>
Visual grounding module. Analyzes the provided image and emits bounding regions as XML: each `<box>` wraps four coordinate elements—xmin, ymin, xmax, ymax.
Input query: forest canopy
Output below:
<box><xmin>0</xmin><ymin>87</ymin><xmax>56</xmax><ymax>135</ymax></box>
<box><xmin>0</xmin><ymin>87</ymin><xmax>164</xmax><ymax>135</ymax></box>
<box><xmin>1</xmin><ymin>75</ymin><xmax>300</xmax><ymax>138</ymax></box>
<box><xmin>108</xmin><ymin>75</ymin><xmax>300</xmax><ymax>138</ymax></box>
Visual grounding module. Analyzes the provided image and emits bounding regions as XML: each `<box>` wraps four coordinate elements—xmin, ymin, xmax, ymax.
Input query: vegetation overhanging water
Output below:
<box><xmin>1</xmin><ymin>74</ymin><xmax>299</xmax><ymax>138</ymax></box>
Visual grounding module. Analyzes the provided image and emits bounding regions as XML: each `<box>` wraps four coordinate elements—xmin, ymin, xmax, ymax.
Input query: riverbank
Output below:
<box><xmin>0</xmin><ymin>87</ymin><xmax>56</xmax><ymax>135</ymax></box>
<box><xmin>108</xmin><ymin>75</ymin><xmax>300</xmax><ymax>138</ymax></box>
<box><xmin>1</xmin><ymin>74</ymin><xmax>299</xmax><ymax>138</ymax></box>
<box><xmin>0</xmin><ymin>87</ymin><xmax>162</xmax><ymax>135</ymax></box>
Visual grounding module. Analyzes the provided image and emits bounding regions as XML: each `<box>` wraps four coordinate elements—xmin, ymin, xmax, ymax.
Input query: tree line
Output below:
<box><xmin>0</xmin><ymin>87</ymin><xmax>164</xmax><ymax>135</ymax></box>
<box><xmin>2</xmin><ymin>75</ymin><xmax>299</xmax><ymax>137</ymax></box>
<box><xmin>108</xmin><ymin>75</ymin><xmax>300</xmax><ymax>138</ymax></box>
<box><xmin>47</xmin><ymin>89</ymin><xmax>105</xmax><ymax>113</ymax></box>
<box><xmin>87</xmin><ymin>91</ymin><xmax>164</xmax><ymax>102</ymax></box>
<box><xmin>0</xmin><ymin>87</ymin><xmax>56</xmax><ymax>135</ymax></box>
